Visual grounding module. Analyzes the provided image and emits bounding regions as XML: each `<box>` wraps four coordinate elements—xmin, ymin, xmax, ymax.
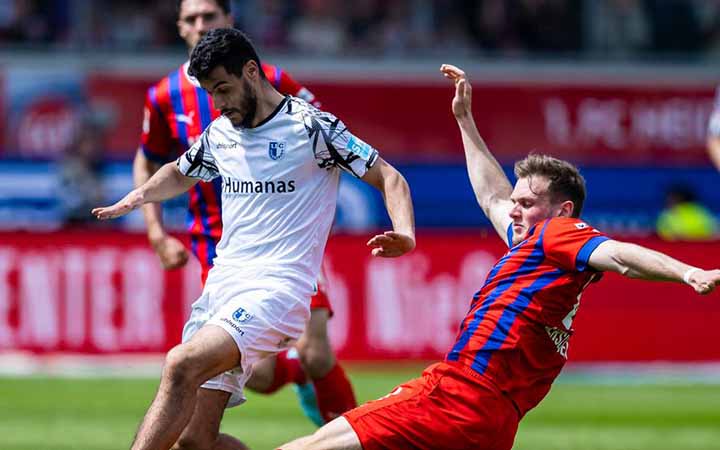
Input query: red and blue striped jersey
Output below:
<box><xmin>446</xmin><ymin>217</ymin><xmax>609</xmax><ymax>417</ymax></box>
<box><xmin>140</xmin><ymin>62</ymin><xmax>318</xmax><ymax>269</ymax></box>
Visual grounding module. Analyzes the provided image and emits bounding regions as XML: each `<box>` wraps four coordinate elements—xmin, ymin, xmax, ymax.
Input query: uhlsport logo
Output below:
<box><xmin>268</xmin><ymin>141</ymin><xmax>286</xmax><ymax>160</ymax></box>
<box><xmin>232</xmin><ymin>307</ymin><xmax>253</xmax><ymax>323</ymax></box>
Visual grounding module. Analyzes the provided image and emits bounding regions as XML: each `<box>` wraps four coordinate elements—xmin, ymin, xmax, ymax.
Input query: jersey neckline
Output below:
<box><xmin>239</xmin><ymin>95</ymin><xmax>289</xmax><ymax>130</ymax></box>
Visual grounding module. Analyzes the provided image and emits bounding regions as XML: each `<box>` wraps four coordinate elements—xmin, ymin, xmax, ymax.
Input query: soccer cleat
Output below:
<box><xmin>292</xmin><ymin>382</ymin><xmax>324</xmax><ymax>427</ymax></box>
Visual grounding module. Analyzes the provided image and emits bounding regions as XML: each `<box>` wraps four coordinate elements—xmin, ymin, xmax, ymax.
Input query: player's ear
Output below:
<box><xmin>243</xmin><ymin>60</ymin><xmax>259</xmax><ymax>81</ymax></box>
<box><xmin>557</xmin><ymin>200</ymin><xmax>574</xmax><ymax>218</ymax></box>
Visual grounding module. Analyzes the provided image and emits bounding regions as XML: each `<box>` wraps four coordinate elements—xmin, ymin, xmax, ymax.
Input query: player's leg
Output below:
<box><xmin>171</xmin><ymin>388</ymin><xmax>249</xmax><ymax>450</ymax></box>
<box><xmin>296</xmin><ymin>307</ymin><xmax>357</xmax><ymax>424</ymax></box>
<box><xmin>245</xmin><ymin>349</ymin><xmax>306</xmax><ymax>393</ymax></box>
<box><xmin>279</xmin><ymin>417</ymin><xmax>361</xmax><ymax>450</ymax></box>
<box><xmin>131</xmin><ymin>325</ymin><xmax>240</xmax><ymax>450</ymax></box>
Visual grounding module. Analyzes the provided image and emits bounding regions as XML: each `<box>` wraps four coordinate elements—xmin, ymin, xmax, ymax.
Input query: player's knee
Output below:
<box><xmin>164</xmin><ymin>345</ymin><xmax>205</xmax><ymax>387</ymax></box>
<box><xmin>298</xmin><ymin>342</ymin><xmax>334</xmax><ymax>379</ymax></box>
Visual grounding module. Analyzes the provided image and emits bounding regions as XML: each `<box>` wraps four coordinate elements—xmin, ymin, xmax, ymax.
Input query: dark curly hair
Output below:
<box><xmin>176</xmin><ymin>0</ymin><xmax>231</xmax><ymax>15</ymax></box>
<box><xmin>188</xmin><ymin>28</ymin><xmax>265</xmax><ymax>81</ymax></box>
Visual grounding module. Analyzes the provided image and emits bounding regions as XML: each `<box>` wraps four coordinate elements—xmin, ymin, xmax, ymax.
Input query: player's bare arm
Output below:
<box><xmin>441</xmin><ymin>64</ymin><xmax>513</xmax><ymax>239</ymax></box>
<box><xmin>588</xmin><ymin>240</ymin><xmax>720</xmax><ymax>295</ymax></box>
<box><xmin>133</xmin><ymin>149</ymin><xmax>189</xmax><ymax>269</ymax></box>
<box><xmin>361</xmin><ymin>157</ymin><xmax>416</xmax><ymax>257</ymax></box>
<box><xmin>707</xmin><ymin>136</ymin><xmax>720</xmax><ymax>171</ymax></box>
<box><xmin>93</xmin><ymin>162</ymin><xmax>198</xmax><ymax>220</ymax></box>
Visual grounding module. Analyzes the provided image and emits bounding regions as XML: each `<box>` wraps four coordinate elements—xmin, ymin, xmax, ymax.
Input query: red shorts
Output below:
<box><xmin>200</xmin><ymin>262</ymin><xmax>333</xmax><ymax>316</ymax></box>
<box><xmin>344</xmin><ymin>362</ymin><xmax>519</xmax><ymax>450</ymax></box>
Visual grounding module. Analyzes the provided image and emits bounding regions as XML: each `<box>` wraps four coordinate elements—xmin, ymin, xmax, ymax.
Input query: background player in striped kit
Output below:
<box><xmin>279</xmin><ymin>64</ymin><xmax>720</xmax><ymax>450</ymax></box>
<box><xmin>134</xmin><ymin>0</ymin><xmax>355</xmax><ymax>428</ymax></box>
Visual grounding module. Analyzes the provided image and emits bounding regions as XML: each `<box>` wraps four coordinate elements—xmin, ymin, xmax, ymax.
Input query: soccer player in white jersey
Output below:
<box><xmin>707</xmin><ymin>86</ymin><xmax>720</xmax><ymax>170</ymax></box>
<box><xmin>93</xmin><ymin>28</ymin><xmax>416</xmax><ymax>450</ymax></box>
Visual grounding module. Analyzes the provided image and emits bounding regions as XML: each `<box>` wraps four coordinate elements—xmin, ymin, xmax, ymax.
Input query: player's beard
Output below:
<box><xmin>239</xmin><ymin>79</ymin><xmax>258</xmax><ymax>128</ymax></box>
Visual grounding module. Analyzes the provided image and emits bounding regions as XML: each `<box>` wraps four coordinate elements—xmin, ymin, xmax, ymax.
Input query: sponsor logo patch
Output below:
<box><xmin>346</xmin><ymin>136</ymin><xmax>373</xmax><ymax>160</ymax></box>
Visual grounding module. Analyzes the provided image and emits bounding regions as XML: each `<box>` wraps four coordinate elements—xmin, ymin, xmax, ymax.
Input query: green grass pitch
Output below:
<box><xmin>1</xmin><ymin>364</ymin><xmax>719</xmax><ymax>450</ymax></box>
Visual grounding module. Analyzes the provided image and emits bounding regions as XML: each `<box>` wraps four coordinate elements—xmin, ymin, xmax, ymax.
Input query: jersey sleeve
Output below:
<box><xmin>176</xmin><ymin>130</ymin><xmax>219</xmax><ymax>182</ymax></box>
<box><xmin>304</xmin><ymin>110</ymin><xmax>379</xmax><ymax>178</ymax></box>
<box><xmin>140</xmin><ymin>87</ymin><xmax>174</xmax><ymax>164</ymax></box>
<box><xmin>708</xmin><ymin>86</ymin><xmax>720</xmax><ymax>138</ymax></box>
<box><xmin>542</xmin><ymin>218</ymin><xmax>610</xmax><ymax>272</ymax></box>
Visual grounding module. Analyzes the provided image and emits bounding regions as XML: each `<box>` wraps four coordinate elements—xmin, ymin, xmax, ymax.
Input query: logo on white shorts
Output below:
<box><xmin>232</xmin><ymin>307</ymin><xmax>253</xmax><ymax>323</ymax></box>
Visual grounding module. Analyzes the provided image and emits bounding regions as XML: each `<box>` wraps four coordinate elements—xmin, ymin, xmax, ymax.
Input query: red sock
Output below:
<box><xmin>312</xmin><ymin>363</ymin><xmax>357</xmax><ymax>423</ymax></box>
<box><xmin>260</xmin><ymin>350</ymin><xmax>307</xmax><ymax>394</ymax></box>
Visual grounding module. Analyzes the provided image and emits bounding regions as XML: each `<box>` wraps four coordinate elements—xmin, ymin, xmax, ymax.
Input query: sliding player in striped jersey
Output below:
<box><xmin>134</xmin><ymin>0</ymin><xmax>355</xmax><ymax>430</ymax></box>
<box><xmin>280</xmin><ymin>65</ymin><xmax>720</xmax><ymax>450</ymax></box>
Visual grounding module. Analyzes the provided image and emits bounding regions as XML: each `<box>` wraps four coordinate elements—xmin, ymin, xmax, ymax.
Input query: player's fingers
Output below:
<box><xmin>367</xmin><ymin>235</ymin><xmax>390</xmax><ymax>246</ymax></box>
<box><xmin>92</xmin><ymin>207</ymin><xmax>109</xmax><ymax>219</ymax></box>
<box><xmin>441</xmin><ymin>64</ymin><xmax>464</xmax><ymax>76</ymax></box>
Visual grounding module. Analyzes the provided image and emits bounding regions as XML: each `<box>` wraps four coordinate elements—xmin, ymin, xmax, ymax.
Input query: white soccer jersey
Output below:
<box><xmin>709</xmin><ymin>86</ymin><xmax>720</xmax><ymax>138</ymax></box>
<box><xmin>177</xmin><ymin>96</ymin><xmax>378</xmax><ymax>296</ymax></box>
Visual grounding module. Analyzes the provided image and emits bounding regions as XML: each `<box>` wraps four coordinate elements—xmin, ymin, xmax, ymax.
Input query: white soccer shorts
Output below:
<box><xmin>181</xmin><ymin>265</ymin><xmax>311</xmax><ymax>407</ymax></box>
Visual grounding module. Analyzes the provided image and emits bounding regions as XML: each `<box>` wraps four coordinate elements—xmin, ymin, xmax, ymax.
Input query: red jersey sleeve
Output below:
<box><xmin>140</xmin><ymin>86</ymin><xmax>173</xmax><ymax>164</ymax></box>
<box><xmin>542</xmin><ymin>218</ymin><xmax>610</xmax><ymax>272</ymax></box>
<box><xmin>262</xmin><ymin>63</ymin><xmax>320</xmax><ymax>107</ymax></box>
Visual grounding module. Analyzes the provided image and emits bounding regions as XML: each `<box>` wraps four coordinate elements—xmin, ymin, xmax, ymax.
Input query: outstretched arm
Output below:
<box><xmin>93</xmin><ymin>162</ymin><xmax>198</xmax><ymax>220</ymax></box>
<box><xmin>588</xmin><ymin>239</ymin><xmax>720</xmax><ymax>295</ymax></box>
<box><xmin>361</xmin><ymin>157</ymin><xmax>416</xmax><ymax>257</ymax></box>
<box><xmin>441</xmin><ymin>64</ymin><xmax>514</xmax><ymax>240</ymax></box>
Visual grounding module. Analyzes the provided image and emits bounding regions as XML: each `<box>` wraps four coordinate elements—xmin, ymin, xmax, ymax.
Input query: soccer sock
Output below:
<box><xmin>312</xmin><ymin>362</ymin><xmax>357</xmax><ymax>423</ymax></box>
<box><xmin>259</xmin><ymin>349</ymin><xmax>307</xmax><ymax>394</ymax></box>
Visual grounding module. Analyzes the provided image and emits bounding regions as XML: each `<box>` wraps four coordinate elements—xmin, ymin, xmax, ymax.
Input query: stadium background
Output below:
<box><xmin>1</xmin><ymin>1</ymin><xmax>720</xmax><ymax>449</ymax></box>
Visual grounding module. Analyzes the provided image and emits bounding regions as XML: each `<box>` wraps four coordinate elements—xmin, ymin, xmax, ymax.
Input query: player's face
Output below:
<box><xmin>508</xmin><ymin>176</ymin><xmax>566</xmax><ymax>245</ymax></box>
<box><xmin>177</xmin><ymin>0</ymin><xmax>233</xmax><ymax>50</ymax></box>
<box><xmin>201</xmin><ymin>65</ymin><xmax>259</xmax><ymax>128</ymax></box>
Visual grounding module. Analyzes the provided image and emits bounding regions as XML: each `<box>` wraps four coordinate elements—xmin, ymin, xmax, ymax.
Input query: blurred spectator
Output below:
<box><xmin>645</xmin><ymin>0</ymin><xmax>702</xmax><ymax>55</ymax></box>
<box><xmin>514</xmin><ymin>0</ymin><xmax>583</xmax><ymax>54</ymax></box>
<box><xmin>0</xmin><ymin>0</ymin><xmax>53</xmax><ymax>44</ymax></box>
<box><xmin>288</xmin><ymin>0</ymin><xmax>345</xmax><ymax>55</ymax></box>
<box><xmin>656</xmin><ymin>185</ymin><xmax>718</xmax><ymax>241</ymax></box>
<box><xmin>465</xmin><ymin>0</ymin><xmax>524</xmax><ymax>56</ymax></box>
<box><xmin>584</xmin><ymin>0</ymin><xmax>650</xmax><ymax>58</ymax></box>
<box><xmin>237</xmin><ymin>0</ymin><xmax>292</xmax><ymax>51</ymax></box>
<box><xmin>0</xmin><ymin>0</ymin><xmax>713</xmax><ymax>59</ymax></box>
<box><xmin>57</xmin><ymin>112</ymin><xmax>106</xmax><ymax>225</ymax></box>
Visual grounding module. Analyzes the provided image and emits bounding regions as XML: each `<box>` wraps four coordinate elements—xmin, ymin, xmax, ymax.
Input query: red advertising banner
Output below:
<box><xmin>79</xmin><ymin>73</ymin><xmax>716</xmax><ymax>165</ymax></box>
<box><xmin>1</xmin><ymin>230</ymin><xmax>719</xmax><ymax>361</ymax></box>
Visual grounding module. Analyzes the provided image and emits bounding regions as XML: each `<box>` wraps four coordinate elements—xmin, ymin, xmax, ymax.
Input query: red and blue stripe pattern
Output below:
<box><xmin>142</xmin><ymin>64</ymin><xmax>222</xmax><ymax>269</ymax></box>
<box><xmin>445</xmin><ymin>217</ymin><xmax>608</xmax><ymax>416</ymax></box>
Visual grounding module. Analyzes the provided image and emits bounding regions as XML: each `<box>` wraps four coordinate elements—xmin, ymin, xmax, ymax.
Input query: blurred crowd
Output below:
<box><xmin>2</xmin><ymin>0</ymin><xmax>720</xmax><ymax>59</ymax></box>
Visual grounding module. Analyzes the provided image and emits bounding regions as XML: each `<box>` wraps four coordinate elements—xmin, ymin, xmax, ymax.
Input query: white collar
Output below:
<box><xmin>182</xmin><ymin>61</ymin><xmax>202</xmax><ymax>88</ymax></box>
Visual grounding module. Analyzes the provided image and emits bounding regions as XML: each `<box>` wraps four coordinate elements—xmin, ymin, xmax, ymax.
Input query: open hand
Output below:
<box><xmin>367</xmin><ymin>231</ymin><xmax>415</xmax><ymax>257</ymax></box>
<box><xmin>440</xmin><ymin>64</ymin><xmax>472</xmax><ymax>119</ymax></box>
<box><xmin>92</xmin><ymin>189</ymin><xmax>144</xmax><ymax>220</ymax></box>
